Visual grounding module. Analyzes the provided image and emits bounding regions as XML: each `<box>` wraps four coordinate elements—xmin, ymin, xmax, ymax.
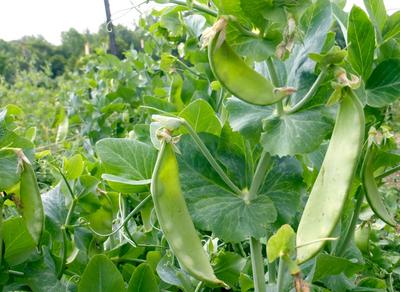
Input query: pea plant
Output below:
<box><xmin>1</xmin><ymin>0</ymin><xmax>400</xmax><ymax>291</ymax></box>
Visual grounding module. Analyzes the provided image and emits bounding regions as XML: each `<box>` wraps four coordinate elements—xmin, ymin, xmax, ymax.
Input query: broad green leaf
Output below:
<box><xmin>240</xmin><ymin>0</ymin><xmax>272</xmax><ymax>30</ymax></box>
<box><xmin>313</xmin><ymin>254</ymin><xmax>364</xmax><ymax>281</ymax></box>
<box><xmin>267</xmin><ymin>224</ymin><xmax>296</xmax><ymax>263</ymax></box>
<box><xmin>156</xmin><ymin>252</ymin><xmax>193</xmax><ymax>291</ymax></box>
<box><xmin>78</xmin><ymin>254</ymin><xmax>126</xmax><ymax>292</ymax></box>
<box><xmin>357</xmin><ymin>277</ymin><xmax>387</xmax><ymax>289</ymax></box>
<box><xmin>347</xmin><ymin>6</ymin><xmax>375</xmax><ymax>80</ymax></box>
<box><xmin>128</xmin><ymin>263</ymin><xmax>158</xmax><ymax>292</ymax></box>
<box><xmin>0</xmin><ymin>150</ymin><xmax>19</xmax><ymax>190</ymax></box>
<box><xmin>169</xmin><ymin>73</ymin><xmax>184</xmax><ymax>110</ymax></box>
<box><xmin>225</xmin><ymin>97</ymin><xmax>273</xmax><ymax>142</ymax></box>
<box><xmin>382</xmin><ymin>11</ymin><xmax>400</xmax><ymax>43</ymax></box>
<box><xmin>213</xmin><ymin>252</ymin><xmax>246</xmax><ymax>288</ymax></box>
<box><xmin>261</xmin><ymin>107</ymin><xmax>333</xmax><ymax>156</ymax></box>
<box><xmin>96</xmin><ymin>138</ymin><xmax>157</xmax><ymax>193</ymax></box>
<box><xmin>64</xmin><ymin>154</ymin><xmax>84</xmax><ymax>180</ymax></box>
<box><xmin>364</xmin><ymin>0</ymin><xmax>387</xmax><ymax>35</ymax></box>
<box><xmin>286</xmin><ymin>0</ymin><xmax>332</xmax><ymax>91</ymax></box>
<box><xmin>365</xmin><ymin>59</ymin><xmax>400</xmax><ymax>107</ymax></box>
<box><xmin>0</xmin><ymin>128</ymin><xmax>34</xmax><ymax>160</ymax></box>
<box><xmin>159</xmin><ymin>6</ymin><xmax>185</xmax><ymax>37</ymax></box>
<box><xmin>213</xmin><ymin>0</ymin><xmax>248</xmax><ymax>24</ymax></box>
<box><xmin>178</xmin><ymin>134</ymin><xmax>277</xmax><ymax>242</ymax></box>
<box><xmin>179</xmin><ymin>99</ymin><xmax>222</xmax><ymax>136</ymax></box>
<box><xmin>3</xmin><ymin>217</ymin><xmax>36</xmax><ymax>266</ymax></box>
<box><xmin>19</xmin><ymin>248</ymin><xmax>65</xmax><ymax>291</ymax></box>
<box><xmin>259</xmin><ymin>157</ymin><xmax>305</xmax><ymax>225</ymax></box>
<box><xmin>42</xmin><ymin>183</ymin><xmax>68</xmax><ymax>228</ymax></box>
<box><xmin>216</xmin><ymin>125</ymin><xmax>251</xmax><ymax>190</ymax></box>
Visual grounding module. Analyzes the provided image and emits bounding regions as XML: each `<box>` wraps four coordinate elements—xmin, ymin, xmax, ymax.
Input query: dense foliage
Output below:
<box><xmin>1</xmin><ymin>0</ymin><xmax>400</xmax><ymax>291</ymax></box>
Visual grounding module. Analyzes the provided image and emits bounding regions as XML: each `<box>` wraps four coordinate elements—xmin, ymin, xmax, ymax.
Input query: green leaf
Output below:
<box><xmin>213</xmin><ymin>0</ymin><xmax>248</xmax><ymax>24</ymax></box>
<box><xmin>225</xmin><ymin>97</ymin><xmax>273</xmax><ymax>142</ymax></box>
<box><xmin>179</xmin><ymin>135</ymin><xmax>277</xmax><ymax>242</ymax></box>
<box><xmin>240</xmin><ymin>0</ymin><xmax>272</xmax><ymax>30</ymax></box>
<box><xmin>259</xmin><ymin>157</ymin><xmax>305</xmax><ymax>225</ymax></box>
<box><xmin>128</xmin><ymin>263</ymin><xmax>158</xmax><ymax>292</ymax></box>
<box><xmin>261</xmin><ymin>108</ymin><xmax>333</xmax><ymax>156</ymax></box>
<box><xmin>266</xmin><ymin>224</ymin><xmax>296</xmax><ymax>262</ymax></box>
<box><xmin>213</xmin><ymin>252</ymin><xmax>246</xmax><ymax>288</ymax></box>
<box><xmin>382</xmin><ymin>11</ymin><xmax>400</xmax><ymax>43</ymax></box>
<box><xmin>3</xmin><ymin>217</ymin><xmax>36</xmax><ymax>266</ymax></box>
<box><xmin>20</xmin><ymin>248</ymin><xmax>65</xmax><ymax>291</ymax></box>
<box><xmin>179</xmin><ymin>99</ymin><xmax>222</xmax><ymax>136</ymax></box>
<box><xmin>0</xmin><ymin>150</ymin><xmax>19</xmax><ymax>191</ymax></box>
<box><xmin>156</xmin><ymin>252</ymin><xmax>193</xmax><ymax>291</ymax></box>
<box><xmin>313</xmin><ymin>254</ymin><xmax>364</xmax><ymax>281</ymax></box>
<box><xmin>286</xmin><ymin>0</ymin><xmax>332</xmax><ymax>90</ymax></box>
<box><xmin>78</xmin><ymin>254</ymin><xmax>126</xmax><ymax>292</ymax></box>
<box><xmin>64</xmin><ymin>154</ymin><xmax>84</xmax><ymax>180</ymax></box>
<box><xmin>42</xmin><ymin>183</ymin><xmax>68</xmax><ymax>228</ymax></box>
<box><xmin>363</xmin><ymin>0</ymin><xmax>387</xmax><ymax>33</ymax></box>
<box><xmin>96</xmin><ymin>138</ymin><xmax>157</xmax><ymax>193</ymax></box>
<box><xmin>347</xmin><ymin>6</ymin><xmax>375</xmax><ymax>80</ymax></box>
<box><xmin>365</xmin><ymin>59</ymin><xmax>400</xmax><ymax>107</ymax></box>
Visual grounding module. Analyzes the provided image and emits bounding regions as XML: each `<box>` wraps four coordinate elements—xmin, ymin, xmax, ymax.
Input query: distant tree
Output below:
<box><xmin>61</xmin><ymin>28</ymin><xmax>85</xmax><ymax>68</ymax></box>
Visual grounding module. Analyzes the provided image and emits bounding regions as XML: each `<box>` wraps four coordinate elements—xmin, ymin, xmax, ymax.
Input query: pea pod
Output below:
<box><xmin>17</xmin><ymin>150</ymin><xmax>44</xmax><ymax>245</ymax></box>
<box><xmin>363</xmin><ymin>146</ymin><xmax>398</xmax><ymax>227</ymax></box>
<box><xmin>354</xmin><ymin>224</ymin><xmax>370</xmax><ymax>254</ymax></box>
<box><xmin>296</xmin><ymin>91</ymin><xmax>364</xmax><ymax>264</ymax></box>
<box><xmin>208</xmin><ymin>22</ymin><xmax>280</xmax><ymax>106</ymax></box>
<box><xmin>150</xmin><ymin>139</ymin><xmax>225</xmax><ymax>286</ymax></box>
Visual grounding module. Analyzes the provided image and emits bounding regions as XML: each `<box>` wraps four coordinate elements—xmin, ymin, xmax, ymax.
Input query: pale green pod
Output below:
<box><xmin>296</xmin><ymin>91</ymin><xmax>365</xmax><ymax>264</ymax></box>
<box><xmin>363</xmin><ymin>146</ymin><xmax>398</xmax><ymax>227</ymax></box>
<box><xmin>208</xmin><ymin>31</ymin><xmax>279</xmax><ymax>106</ymax></box>
<box><xmin>151</xmin><ymin>141</ymin><xmax>226</xmax><ymax>286</ymax></box>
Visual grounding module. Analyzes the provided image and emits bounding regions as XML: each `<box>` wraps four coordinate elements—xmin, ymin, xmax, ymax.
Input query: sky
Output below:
<box><xmin>0</xmin><ymin>0</ymin><xmax>399</xmax><ymax>45</ymax></box>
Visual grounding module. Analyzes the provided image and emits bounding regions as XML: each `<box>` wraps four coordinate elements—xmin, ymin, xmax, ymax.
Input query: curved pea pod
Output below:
<box><xmin>208</xmin><ymin>30</ymin><xmax>280</xmax><ymax>106</ymax></box>
<box><xmin>354</xmin><ymin>224</ymin><xmax>370</xmax><ymax>254</ymax></box>
<box><xmin>151</xmin><ymin>141</ymin><xmax>226</xmax><ymax>287</ymax></box>
<box><xmin>296</xmin><ymin>91</ymin><xmax>365</xmax><ymax>264</ymax></box>
<box><xmin>17</xmin><ymin>150</ymin><xmax>44</xmax><ymax>245</ymax></box>
<box><xmin>363</xmin><ymin>146</ymin><xmax>398</xmax><ymax>227</ymax></box>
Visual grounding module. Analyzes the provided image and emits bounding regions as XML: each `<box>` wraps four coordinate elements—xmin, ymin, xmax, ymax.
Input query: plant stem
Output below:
<box><xmin>287</xmin><ymin>68</ymin><xmax>327</xmax><ymax>114</ymax></box>
<box><xmin>266</xmin><ymin>58</ymin><xmax>280</xmax><ymax>87</ymax></box>
<box><xmin>266</xmin><ymin>58</ymin><xmax>284</xmax><ymax>116</ymax></box>
<box><xmin>268</xmin><ymin>261</ymin><xmax>277</xmax><ymax>284</ymax></box>
<box><xmin>277</xmin><ymin>257</ymin><xmax>286</xmax><ymax>292</ymax></box>
<box><xmin>183</xmin><ymin>120</ymin><xmax>243</xmax><ymax>197</ymax></box>
<box><xmin>375</xmin><ymin>164</ymin><xmax>400</xmax><ymax>181</ymax></box>
<box><xmin>168</xmin><ymin>0</ymin><xmax>218</xmax><ymax>17</ymax></box>
<box><xmin>336</xmin><ymin>187</ymin><xmax>364</xmax><ymax>256</ymax></box>
<box><xmin>250</xmin><ymin>237</ymin><xmax>266</xmax><ymax>292</ymax></box>
<box><xmin>249</xmin><ymin>150</ymin><xmax>271</xmax><ymax>200</ymax></box>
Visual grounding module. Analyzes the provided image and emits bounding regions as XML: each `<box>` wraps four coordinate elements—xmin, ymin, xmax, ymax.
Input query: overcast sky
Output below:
<box><xmin>0</xmin><ymin>0</ymin><xmax>399</xmax><ymax>45</ymax></box>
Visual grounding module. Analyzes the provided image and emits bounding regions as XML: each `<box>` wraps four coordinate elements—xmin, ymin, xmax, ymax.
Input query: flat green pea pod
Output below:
<box><xmin>354</xmin><ymin>223</ymin><xmax>370</xmax><ymax>254</ymax></box>
<box><xmin>16</xmin><ymin>150</ymin><xmax>44</xmax><ymax>245</ymax></box>
<box><xmin>296</xmin><ymin>90</ymin><xmax>364</xmax><ymax>264</ymax></box>
<box><xmin>206</xmin><ymin>18</ymin><xmax>290</xmax><ymax>106</ymax></box>
<box><xmin>363</xmin><ymin>145</ymin><xmax>398</xmax><ymax>227</ymax></box>
<box><xmin>151</xmin><ymin>137</ymin><xmax>226</xmax><ymax>287</ymax></box>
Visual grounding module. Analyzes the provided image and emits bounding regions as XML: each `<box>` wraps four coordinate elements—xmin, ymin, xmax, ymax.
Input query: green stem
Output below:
<box><xmin>168</xmin><ymin>0</ymin><xmax>218</xmax><ymax>17</ymax></box>
<box><xmin>8</xmin><ymin>270</ymin><xmax>24</xmax><ymax>276</ymax></box>
<box><xmin>194</xmin><ymin>281</ymin><xmax>204</xmax><ymax>292</ymax></box>
<box><xmin>268</xmin><ymin>261</ymin><xmax>277</xmax><ymax>284</ymax></box>
<box><xmin>183</xmin><ymin>121</ymin><xmax>243</xmax><ymax>197</ymax></box>
<box><xmin>336</xmin><ymin>187</ymin><xmax>364</xmax><ymax>256</ymax></box>
<box><xmin>277</xmin><ymin>257</ymin><xmax>286</xmax><ymax>292</ymax></box>
<box><xmin>287</xmin><ymin>68</ymin><xmax>327</xmax><ymax>114</ymax></box>
<box><xmin>375</xmin><ymin>164</ymin><xmax>400</xmax><ymax>181</ymax></box>
<box><xmin>266</xmin><ymin>58</ymin><xmax>280</xmax><ymax>87</ymax></box>
<box><xmin>250</xmin><ymin>237</ymin><xmax>266</xmax><ymax>292</ymax></box>
<box><xmin>249</xmin><ymin>150</ymin><xmax>271</xmax><ymax>200</ymax></box>
<box><xmin>266</xmin><ymin>58</ymin><xmax>284</xmax><ymax>116</ymax></box>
